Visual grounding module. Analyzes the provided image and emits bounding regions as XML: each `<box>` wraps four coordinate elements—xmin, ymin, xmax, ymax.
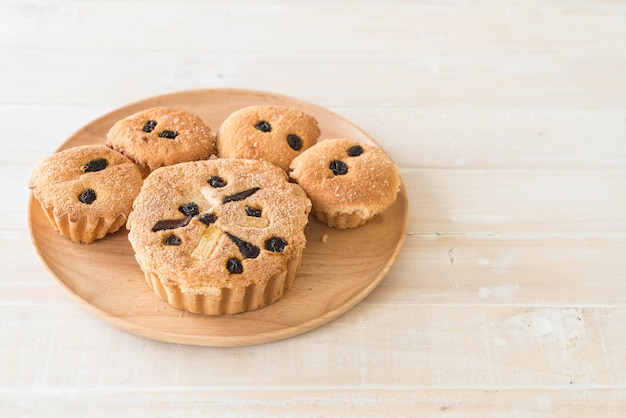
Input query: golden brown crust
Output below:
<box><xmin>143</xmin><ymin>252</ymin><xmax>301</xmax><ymax>315</ymax></box>
<box><xmin>289</xmin><ymin>138</ymin><xmax>400</xmax><ymax>228</ymax></box>
<box><xmin>216</xmin><ymin>105</ymin><xmax>320</xmax><ymax>171</ymax></box>
<box><xmin>127</xmin><ymin>158</ymin><xmax>311</xmax><ymax>314</ymax></box>
<box><xmin>106</xmin><ymin>107</ymin><xmax>216</xmax><ymax>175</ymax></box>
<box><xmin>29</xmin><ymin>145</ymin><xmax>143</xmax><ymax>243</ymax></box>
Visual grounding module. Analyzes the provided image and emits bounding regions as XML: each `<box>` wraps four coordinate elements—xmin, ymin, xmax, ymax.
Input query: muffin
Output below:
<box><xmin>29</xmin><ymin>145</ymin><xmax>143</xmax><ymax>244</ymax></box>
<box><xmin>216</xmin><ymin>105</ymin><xmax>320</xmax><ymax>171</ymax></box>
<box><xmin>127</xmin><ymin>158</ymin><xmax>312</xmax><ymax>315</ymax></box>
<box><xmin>289</xmin><ymin>138</ymin><xmax>400</xmax><ymax>229</ymax></box>
<box><xmin>106</xmin><ymin>106</ymin><xmax>216</xmax><ymax>176</ymax></box>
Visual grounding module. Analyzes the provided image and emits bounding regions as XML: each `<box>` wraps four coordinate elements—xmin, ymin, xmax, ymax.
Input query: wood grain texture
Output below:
<box><xmin>2</xmin><ymin>304</ymin><xmax>625</xmax><ymax>387</ymax></box>
<box><xmin>26</xmin><ymin>89</ymin><xmax>409</xmax><ymax>346</ymax></box>
<box><xmin>4</xmin><ymin>51</ymin><xmax>626</xmax><ymax>109</ymax></box>
<box><xmin>4</xmin><ymin>389</ymin><xmax>626</xmax><ymax>417</ymax></box>
<box><xmin>3</xmin><ymin>0</ymin><xmax>626</xmax><ymax>415</ymax></box>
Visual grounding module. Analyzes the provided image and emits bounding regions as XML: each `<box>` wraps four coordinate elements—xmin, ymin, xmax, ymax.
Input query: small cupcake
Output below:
<box><xmin>216</xmin><ymin>105</ymin><xmax>320</xmax><ymax>171</ymax></box>
<box><xmin>127</xmin><ymin>159</ymin><xmax>311</xmax><ymax>315</ymax></box>
<box><xmin>289</xmin><ymin>138</ymin><xmax>400</xmax><ymax>229</ymax></box>
<box><xmin>106</xmin><ymin>107</ymin><xmax>216</xmax><ymax>176</ymax></box>
<box><xmin>29</xmin><ymin>145</ymin><xmax>143</xmax><ymax>244</ymax></box>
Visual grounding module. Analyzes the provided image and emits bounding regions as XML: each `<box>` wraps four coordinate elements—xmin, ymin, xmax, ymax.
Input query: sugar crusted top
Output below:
<box><xmin>216</xmin><ymin>105</ymin><xmax>320</xmax><ymax>171</ymax></box>
<box><xmin>29</xmin><ymin>144</ymin><xmax>143</xmax><ymax>221</ymax></box>
<box><xmin>127</xmin><ymin>158</ymin><xmax>312</xmax><ymax>295</ymax></box>
<box><xmin>289</xmin><ymin>138</ymin><xmax>401</xmax><ymax>218</ymax></box>
<box><xmin>106</xmin><ymin>106</ymin><xmax>216</xmax><ymax>174</ymax></box>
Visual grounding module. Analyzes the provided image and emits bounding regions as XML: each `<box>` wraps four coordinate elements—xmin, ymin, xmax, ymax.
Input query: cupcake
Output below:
<box><xmin>126</xmin><ymin>158</ymin><xmax>311</xmax><ymax>315</ymax></box>
<box><xmin>216</xmin><ymin>105</ymin><xmax>320</xmax><ymax>171</ymax></box>
<box><xmin>106</xmin><ymin>106</ymin><xmax>216</xmax><ymax>176</ymax></box>
<box><xmin>289</xmin><ymin>138</ymin><xmax>400</xmax><ymax>229</ymax></box>
<box><xmin>29</xmin><ymin>145</ymin><xmax>143</xmax><ymax>243</ymax></box>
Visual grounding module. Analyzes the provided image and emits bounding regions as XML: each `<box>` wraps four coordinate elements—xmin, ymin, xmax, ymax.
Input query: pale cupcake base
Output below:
<box><xmin>142</xmin><ymin>250</ymin><xmax>303</xmax><ymax>315</ymax></box>
<box><xmin>314</xmin><ymin>210</ymin><xmax>372</xmax><ymax>229</ymax></box>
<box><xmin>41</xmin><ymin>204</ymin><xmax>126</xmax><ymax>244</ymax></box>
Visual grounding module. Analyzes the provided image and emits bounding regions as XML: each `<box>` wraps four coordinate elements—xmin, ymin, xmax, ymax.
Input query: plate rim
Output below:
<box><xmin>27</xmin><ymin>87</ymin><xmax>409</xmax><ymax>347</ymax></box>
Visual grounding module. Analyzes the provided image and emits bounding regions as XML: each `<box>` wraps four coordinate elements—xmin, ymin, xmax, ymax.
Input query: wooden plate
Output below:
<box><xmin>27</xmin><ymin>88</ymin><xmax>409</xmax><ymax>347</ymax></box>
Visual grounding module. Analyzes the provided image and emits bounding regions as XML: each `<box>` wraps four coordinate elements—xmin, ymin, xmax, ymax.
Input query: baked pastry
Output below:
<box><xmin>289</xmin><ymin>138</ymin><xmax>400</xmax><ymax>229</ymax></box>
<box><xmin>216</xmin><ymin>105</ymin><xmax>320</xmax><ymax>171</ymax></box>
<box><xmin>29</xmin><ymin>145</ymin><xmax>143</xmax><ymax>244</ymax></box>
<box><xmin>127</xmin><ymin>158</ymin><xmax>311</xmax><ymax>315</ymax></box>
<box><xmin>106</xmin><ymin>107</ymin><xmax>215</xmax><ymax>176</ymax></box>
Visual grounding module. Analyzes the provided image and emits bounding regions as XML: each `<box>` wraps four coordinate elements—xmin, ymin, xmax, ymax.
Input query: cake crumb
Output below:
<box><xmin>321</xmin><ymin>233</ymin><xmax>328</xmax><ymax>243</ymax></box>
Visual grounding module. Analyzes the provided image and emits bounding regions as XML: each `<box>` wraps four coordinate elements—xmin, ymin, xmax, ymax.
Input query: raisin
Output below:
<box><xmin>223</xmin><ymin>187</ymin><xmax>260</xmax><ymax>203</ymax></box>
<box><xmin>179</xmin><ymin>202</ymin><xmax>199</xmax><ymax>217</ymax></box>
<box><xmin>265</xmin><ymin>237</ymin><xmax>287</xmax><ymax>252</ymax></box>
<box><xmin>152</xmin><ymin>216</ymin><xmax>192</xmax><ymax>232</ymax></box>
<box><xmin>346</xmin><ymin>145</ymin><xmax>364</xmax><ymax>157</ymax></box>
<box><xmin>158</xmin><ymin>130</ymin><xmax>179</xmax><ymax>139</ymax></box>
<box><xmin>163</xmin><ymin>234</ymin><xmax>182</xmax><ymax>246</ymax></box>
<box><xmin>198</xmin><ymin>213</ymin><xmax>217</xmax><ymax>225</ymax></box>
<box><xmin>227</xmin><ymin>257</ymin><xmax>243</xmax><ymax>274</ymax></box>
<box><xmin>245</xmin><ymin>206</ymin><xmax>262</xmax><ymax>217</ymax></box>
<box><xmin>78</xmin><ymin>189</ymin><xmax>96</xmax><ymax>204</ymax></box>
<box><xmin>82</xmin><ymin>158</ymin><xmax>108</xmax><ymax>173</ymax></box>
<box><xmin>142</xmin><ymin>120</ymin><xmax>157</xmax><ymax>133</ymax></box>
<box><xmin>287</xmin><ymin>134</ymin><xmax>302</xmax><ymax>151</ymax></box>
<box><xmin>254</xmin><ymin>121</ymin><xmax>271</xmax><ymax>133</ymax></box>
<box><xmin>329</xmin><ymin>160</ymin><xmax>348</xmax><ymax>176</ymax></box>
<box><xmin>226</xmin><ymin>232</ymin><xmax>260</xmax><ymax>259</ymax></box>
<box><xmin>208</xmin><ymin>176</ymin><xmax>227</xmax><ymax>188</ymax></box>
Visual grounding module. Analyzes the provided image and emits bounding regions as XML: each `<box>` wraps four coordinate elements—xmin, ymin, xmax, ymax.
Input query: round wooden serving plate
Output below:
<box><xmin>27</xmin><ymin>88</ymin><xmax>409</xmax><ymax>347</ymax></box>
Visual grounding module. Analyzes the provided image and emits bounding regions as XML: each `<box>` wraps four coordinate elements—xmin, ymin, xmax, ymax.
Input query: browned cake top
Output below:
<box><xmin>127</xmin><ymin>158</ymin><xmax>311</xmax><ymax>295</ymax></box>
<box><xmin>289</xmin><ymin>138</ymin><xmax>401</xmax><ymax>218</ymax></box>
<box><xmin>106</xmin><ymin>106</ymin><xmax>215</xmax><ymax>174</ymax></box>
<box><xmin>217</xmin><ymin>105</ymin><xmax>320</xmax><ymax>171</ymax></box>
<box><xmin>29</xmin><ymin>145</ymin><xmax>143</xmax><ymax>221</ymax></box>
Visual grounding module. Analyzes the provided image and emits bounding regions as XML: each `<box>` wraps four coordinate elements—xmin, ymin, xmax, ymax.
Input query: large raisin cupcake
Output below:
<box><xmin>289</xmin><ymin>138</ymin><xmax>400</xmax><ymax>229</ymax></box>
<box><xmin>106</xmin><ymin>107</ymin><xmax>216</xmax><ymax>176</ymax></box>
<box><xmin>127</xmin><ymin>158</ymin><xmax>311</xmax><ymax>315</ymax></box>
<box><xmin>216</xmin><ymin>105</ymin><xmax>320</xmax><ymax>171</ymax></box>
<box><xmin>29</xmin><ymin>145</ymin><xmax>143</xmax><ymax>244</ymax></box>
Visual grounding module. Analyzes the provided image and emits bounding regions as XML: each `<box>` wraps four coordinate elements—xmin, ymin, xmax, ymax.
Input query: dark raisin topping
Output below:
<box><xmin>223</xmin><ymin>187</ymin><xmax>261</xmax><ymax>204</ymax></box>
<box><xmin>78</xmin><ymin>189</ymin><xmax>97</xmax><ymax>204</ymax></box>
<box><xmin>208</xmin><ymin>176</ymin><xmax>227</xmax><ymax>188</ymax></box>
<box><xmin>346</xmin><ymin>145</ymin><xmax>364</xmax><ymax>157</ymax></box>
<box><xmin>198</xmin><ymin>213</ymin><xmax>217</xmax><ymax>225</ymax></box>
<box><xmin>287</xmin><ymin>134</ymin><xmax>302</xmax><ymax>151</ymax></box>
<box><xmin>179</xmin><ymin>202</ymin><xmax>199</xmax><ymax>217</ymax></box>
<box><xmin>254</xmin><ymin>121</ymin><xmax>272</xmax><ymax>133</ymax></box>
<box><xmin>163</xmin><ymin>234</ymin><xmax>182</xmax><ymax>246</ymax></box>
<box><xmin>329</xmin><ymin>160</ymin><xmax>348</xmax><ymax>176</ymax></box>
<box><xmin>245</xmin><ymin>206</ymin><xmax>262</xmax><ymax>217</ymax></box>
<box><xmin>158</xmin><ymin>130</ymin><xmax>179</xmax><ymax>139</ymax></box>
<box><xmin>265</xmin><ymin>237</ymin><xmax>287</xmax><ymax>253</ymax></box>
<box><xmin>82</xmin><ymin>158</ymin><xmax>108</xmax><ymax>173</ymax></box>
<box><xmin>226</xmin><ymin>232</ymin><xmax>260</xmax><ymax>259</ymax></box>
<box><xmin>142</xmin><ymin>120</ymin><xmax>157</xmax><ymax>133</ymax></box>
<box><xmin>152</xmin><ymin>216</ymin><xmax>192</xmax><ymax>232</ymax></box>
<box><xmin>227</xmin><ymin>257</ymin><xmax>243</xmax><ymax>274</ymax></box>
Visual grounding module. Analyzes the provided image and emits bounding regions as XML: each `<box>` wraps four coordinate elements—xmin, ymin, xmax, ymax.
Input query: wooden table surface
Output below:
<box><xmin>3</xmin><ymin>1</ymin><xmax>626</xmax><ymax>416</ymax></box>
